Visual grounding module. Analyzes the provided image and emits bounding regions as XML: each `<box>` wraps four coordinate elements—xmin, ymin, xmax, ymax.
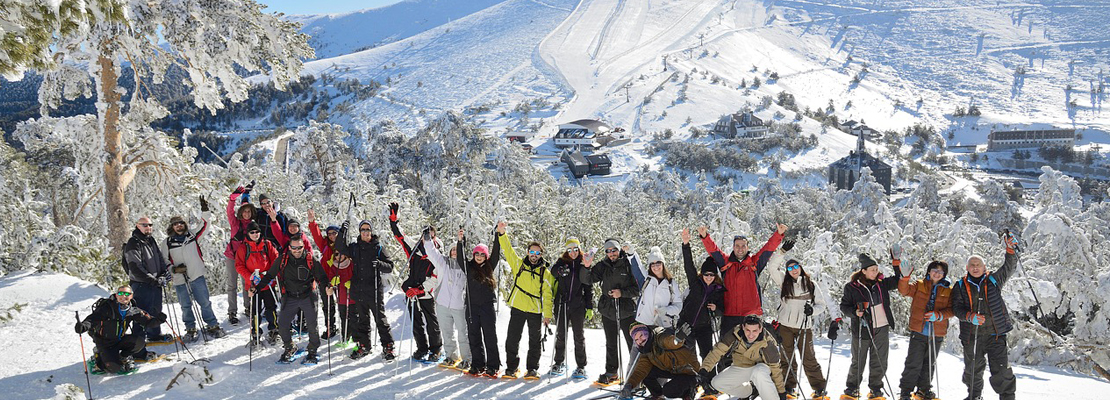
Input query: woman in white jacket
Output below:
<box><xmin>768</xmin><ymin>248</ymin><xmax>832</xmax><ymax>400</ymax></box>
<box><xmin>633</xmin><ymin>247</ymin><xmax>683</xmax><ymax>327</ymax></box>
<box><xmin>423</xmin><ymin>229</ymin><xmax>471</xmax><ymax>371</ymax></box>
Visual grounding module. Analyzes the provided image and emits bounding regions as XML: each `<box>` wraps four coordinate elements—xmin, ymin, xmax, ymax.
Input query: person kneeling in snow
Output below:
<box><xmin>699</xmin><ymin>315</ymin><xmax>787</xmax><ymax>400</ymax></box>
<box><xmin>618</xmin><ymin>323</ymin><xmax>701</xmax><ymax>400</ymax></box>
<box><xmin>75</xmin><ymin>285</ymin><xmax>167</xmax><ymax>374</ymax></box>
<box><xmin>252</xmin><ymin>234</ymin><xmax>333</xmax><ymax>364</ymax></box>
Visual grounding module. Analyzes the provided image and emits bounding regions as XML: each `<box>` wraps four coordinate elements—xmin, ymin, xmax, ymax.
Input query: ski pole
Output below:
<box><xmin>1004</xmin><ymin>229</ymin><xmax>1044</xmax><ymax>321</ymax></box>
<box><xmin>929</xmin><ymin>322</ymin><xmax>940</xmax><ymax>399</ymax></box>
<box><xmin>161</xmin><ymin>286</ymin><xmax>182</xmax><ymax>360</ymax></box>
<box><xmin>162</xmin><ymin>312</ymin><xmax>199</xmax><ymax>363</ymax></box>
<box><xmin>249</xmin><ymin>289</ymin><xmax>255</xmax><ymax>372</ymax></box>
<box><xmin>395</xmin><ymin>298</ymin><xmax>411</xmax><ymax>378</ymax></box>
<box><xmin>614</xmin><ymin>296</ymin><xmax>623</xmax><ymax>384</ymax></box>
<box><xmin>969</xmin><ymin>302</ymin><xmax>981</xmax><ymax>400</ymax></box>
<box><xmin>326</xmin><ymin>292</ymin><xmax>333</xmax><ymax>375</ymax></box>
<box><xmin>75</xmin><ymin>311</ymin><xmax>94</xmax><ymax>400</ymax></box>
<box><xmin>863</xmin><ymin>320</ymin><xmax>896</xmax><ymax>399</ymax></box>
<box><xmin>824</xmin><ymin>322</ymin><xmax>836</xmax><ymax>386</ymax></box>
<box><xmin>180</xmin><ymin>271</ymin><xmax>210</xmax><ymax>343</ymax></box>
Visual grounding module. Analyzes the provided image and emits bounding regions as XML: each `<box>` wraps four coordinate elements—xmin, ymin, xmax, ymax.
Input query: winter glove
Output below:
<box><xmin>1003</xmin><ymin>230</ymin><xmax>1019</xmax><ymax>254</ymax></box>
<box><xmin>75</xmin><ymin>321</ymin><xmax>91</xmax><ymax>334</ymax></box>
<box><xmin>232</xmin><ymin>186</ymin><xmax>245</xmax><ymax>195</ymax></box>
<box><xmin>804</xmin><ymin>302</ymin><xmax>814</xmax><ymax>316</ymax></box>
<box><xmin>698</xmin><ymin>370</ymin><xmax>716</xmax><ymax>393</ymax></box>
<box><xmin>153</xmin><ymin>311</ymin><xmax>168</xmax><ymax>324</ymax></box>
<box><xmin>388</xmin><ymin>202</ymin><xmax>399</xmax><ymax>222</ymax></box>
<box><xmin>586</xmin><ymin>309</ymin><xmax>595</xmax><ymax>321</ymax></box>
<box><xmin>828</xmin><ymin>318</ymin><xmax>841</xmax><ymax>340</ymax></box>
<box><xmin>330</xmin><ymin>276</ymin><xmax>340</xmax><ymax>286</ymax></box>
<box><xmin>782</xmin><ymin>239</ymin><xmax>795</xmax><ymax>252</ymax></box>
<box><xmin>244</xmin><ymin>180</ymin><xmax>255</xmax><ymax>194</ymax></box>
<box><xmin>924</xmin><ymin>311</ymin><xmax>942</xmax><ymax>322</ymax></box>
<box><xmin>968</xmin><ymin>313</ymin><xmax>985</xmax><ymax>325</ymax></box>
<box><xmin>199</xmin><ymin>195</ymin><xmax>210</xmax><ymax>212</ymax></box>
<box><xmin>344</xmin><ymin>281</ymin><xmax>351</xmax><ymax>289</ymax></box>
<box><xmin>405</xmin><ymin>287</ymin><xmax>425</xmax><ymax>299</ymax></box>
<box><xmin>676</xmin><ymin>323</ymin><xmax>692</xmax><ymax>342</ymax></box>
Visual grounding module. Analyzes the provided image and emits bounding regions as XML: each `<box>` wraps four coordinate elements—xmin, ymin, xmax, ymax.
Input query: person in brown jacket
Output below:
<box><xmin>896</xmin><ymin>261</ymin><xmax>953</xmax><ymax>400</ymax></box>
<box><xmin>700</xmin><ymin>315</ymin><xmax>787</xmax><ymax>400</ymax></box>
<box><xmin>620</xmin><ymin>323</ymin><xmax>701</xmax><ymax>399</ymax></box>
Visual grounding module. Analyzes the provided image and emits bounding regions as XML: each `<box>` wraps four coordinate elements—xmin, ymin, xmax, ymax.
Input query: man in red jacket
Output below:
<box><xmin>697</xmin><ymin>223</ymin><xmax>786</xmax><ymax>335</ymax></box>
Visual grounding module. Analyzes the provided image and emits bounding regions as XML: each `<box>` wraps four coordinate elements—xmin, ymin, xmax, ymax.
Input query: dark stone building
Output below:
<box><xmin>828</xmin><ymin>129</ymin><xmax>893</xmax><ymax>194</ymax></box>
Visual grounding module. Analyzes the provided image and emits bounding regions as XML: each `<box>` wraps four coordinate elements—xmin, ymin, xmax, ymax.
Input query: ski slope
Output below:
<box><xmin>2</xmin><ymin>270</ymin><xmax>1107</xmax><ymax>399</ymax></box>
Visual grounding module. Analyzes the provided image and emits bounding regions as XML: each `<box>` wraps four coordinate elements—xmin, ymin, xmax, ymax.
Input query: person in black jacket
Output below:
<box><xmin>458</xmin><ymin>232</ymin><xmax>502</xmax><ymax>378</ymax></box>
<box><xmin>839</xmin><ymin>253</ymin><xmax>902</xmax><ymax>400</ymax></box>
<box><xmin>75</xmin><ymin>285</ymin><xmax>167</xmax><ymax>374</ymax></box>
<box><xmin>389</xmin><ymin>202</ymin><xmax>443</xmax><ymax>362</ymax></box>
<box><xmin>582</xmin><ymin>238</ymin><xmax>641</xmax><ymax>385</ymax></box>
<box><xmin>951</xmin><ymin>233</ymin><xmax>1020</xmax><ymax>400</ymax></box>
<box><xmin>549</xmin><ymin>237</ymin><xmax>594</xmax><ymax>378</ymax></box>
<box><xmin>334</xmin><ymin>219</ymin><xmax>396</xmax><ymax>361</ymax></box>
<box><xmin>122</xmin><ymin>216</ymin><xmax>172</xmax><ymax>343</ymax></box>
<box><xmin>675</xmin><ymin>229</ymin><xmax>725</xmax><ymax>359</ymax></box>
<box><xmin>253</xmin><ymin>234</ymin><xmax>333</xmax><ymax>364</ymax></box>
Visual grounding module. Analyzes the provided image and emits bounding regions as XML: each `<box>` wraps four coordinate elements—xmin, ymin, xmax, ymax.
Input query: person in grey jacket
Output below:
<box><xmin>160</xmin><ymin>196</ymin><xmax>227</xmax><ymax>343</ymax></box>
<box><xmin>123</xmin><ymin>216</ymin><xmax>171</xmax><ymax>343</ymax></box>
<box><xmin>424</xmin><ymin>229</ymin><xmax>471</xmax><ymax>371</ymax></box>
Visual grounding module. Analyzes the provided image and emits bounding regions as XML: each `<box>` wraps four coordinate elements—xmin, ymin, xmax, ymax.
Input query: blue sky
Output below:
<box><xmin>257</xmin><ymin>0</ymin><xmax>404</xmax><ymax>15</ymax></box>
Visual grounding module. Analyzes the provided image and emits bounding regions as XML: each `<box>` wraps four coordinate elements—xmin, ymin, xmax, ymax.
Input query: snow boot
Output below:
<box><xmin>303</xmin><ymin>351</ymin><xmax>320</xmax><ymax>365</ymax></box>
<box><xmin>867</xmin><ymin>391</ymin><xmax>887</xmax><ymax>400</ymax></box>
<box><xmin>411</xmin><ymin>350</ymin><xmax>428</xmax><ymax>362</ymax></box>
<box><xmin>483</xmin><ymin>367</ymin><xmax>501</xmax><ymax>378</ymax></box>
<box><xmin>350</xmin><ymin>345</ymin><xmax>371</xmax><ymax>360</ymax></box>
<box><xmin>502</xmin><ymin>367</ymin><xmax>521</xmax><ymax>379</ymax></box>
<box><xmin>383</xmin><ymin>343</ymin><xmax>397</xmax><ymax>361</ymax></box>
<box><xmin>549</xmin><ymin>363</ymin><xmax>567</xmax><ymax>376</ymax></box>
<box><xmin>279</xmin><ymin>346</ymin><xmax>298</xmax><ymax>363</ymax></box>
<box><xmin>455</xmin><ymin>359</ymin><xmax>472</xmax><ymax>371</ymax></box>
<box><xmin>467</xmin><ymin>365</ymin><xmax>484</xmax><ymax>376</ymax></box>
<box><xmin>596</xmin><ymin>371</ymin><xmax>620</xmax><ymax>386</ymax></box>
<box><xmin>266</xmin><ymin>330</ymin><xmax>280</xmax><ymax>345</ymax></box>
<box><xmin>438</xmin><ymin>356</ymin><xmax>460</xmax><ymax>368</ymax></box>
<box><xmin>812</xmin><ymin>389</ymin><xmax>831</xmax><ymax>400</ymax></box>
<box><xmin>118</xmin><ymin>356</ymin><xmax>138</xmax><ymax>375</ymax></box>
<box><xmin>423</xmin><ymin>351</ymin><xmax>444</xmax><ymax>364</ymax></box>
<box><xmin>786</xmin><ymin>389</ymin><xmax>800</xmax><ymax>399</ymax></box>
<box><xmin>898</xmin><ymin>390</ymin><xmax>913</xmax><ymax>400</ymax></box>
<box><xmin>205</xmin><ymin>325</ymin><xmax>228</xmax><ymax>339</ymax></box>
<box><xmin>523</xmin><ymin>369</ymin><xmax>540</xmax><ymax>380</ymax></box>
<box><xmin>572</xmin><ymin>367</ymin><xmax>588</xmax><ymax>379</ymax></box>
<box><xmin>912</xmin><ymin>390</ymin><xmax>937</xmax><ymax>400</ymax></box>
<box><xmin>841</xmin><ymin>388</ymin><xmax>861</xmax><ymax>400</ymax></box>
<box><xmin>183</xmin><ymin>329</ymin><xmax>199</xmax><ymax>343</ymax></box>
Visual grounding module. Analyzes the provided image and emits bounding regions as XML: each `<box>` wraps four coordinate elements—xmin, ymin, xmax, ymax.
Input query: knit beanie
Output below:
<box><xmin>565</xmin><ymin>237</ymin><xmax>582</xmax><ymax>249</ymax></box>
<box><xmin>646</xmin><ymin>246</ymin><xmax>665</xmax><ymax>266</ymax></box>
<box><xmin>858</xmin><ymin>253</ymin><xmax>878</xmax><ymax>270</ymax></box>
<box><xmin>473</xmin><ymin>244</ymin><xmax>490</xmax><ymax>257</ymax></box>
<box><xmin>700</xmin><ymin>257</ymin><xmax>718</xmax><ymax>275</ymax></box>
<box><xmin>603</xmin><ymin>239</ymin><xmax>621</xmax><ymax>251</ymax></box>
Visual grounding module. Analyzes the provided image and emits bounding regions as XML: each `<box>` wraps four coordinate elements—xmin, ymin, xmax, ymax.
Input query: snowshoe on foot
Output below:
<box><xmin>205</xmin><ymin>325</ymin><xmax>228</xmax><ymax>339</ymax></box>
<box><xmin>278</xmin><ymin>346</ymin><xmax>298</xmax><ymax>364</ymax></box>
<box><xmin>117</xmin><ymin>356</ymin><xmax>138</xmax><ymax>375</ymax></box>
<box><xmin>868</xmin><ymin>391</ymin><xmax>887</xmax><ymax>400</ymax></box>
<box><xmin>438</xmin><ymin>356</ymin><xmax>460</xmax><ymax>368</ymax></box>
<box><xmin>183</xmin><ymin>329</ymin><xmax>199</xmax><ymax>343</ymax></box>
<box><xmin>383</xmin><ymin>343</ymin><xmax>397</xmax><ymax>362</ymax></box>
<box><xmin>483</xmin><ymin>367</ymin><xmax>501</xmax><ymax>378</ymax></box>
<box><xmin>523</xmin><ymin>369</ymin><xmax>540</xmax><ymax>380</ymax></box>
<box><xmin>502</xmin><ymin>368</ymin><xmax>521</xmax><ymax>379</ymax></box>
<box><xmin>595</xmin><ymin>372</ymin><xmax>621</xmax><ymax>387</ymax></box>
<box><xmin>267</xmin><ymin>330</ymin><xmax>280</xmax><ymax>345</ymax></box>
<box><xmin>302</xmin><ymin>351</ymin><xmax>320</xmax><ymax>365</ymax></box>
<box><xmin>571</xmin><ymin>367</ymin><xmax>588</xmax><ymax>380</ymax></box>
<box><xmin>467</xmin><ymin>366</ymin><xmax>484</xmax><ymax>376</ymax></box>
<box><xmin>898</xmin><ymin>390</ymin><xmax>913</xmax><ymax>400</ymax></box>
<box><xmin>841</xmin><ymin>388</ymin><xmax>861</xmax><ymax>400</ymax></box>
<box><xmin>811</xmin><ymin>389</ymin><xmax>831</xmax><ymax>400</ymax></box>
<box><xmin>786</xmin><ymin>389</ymin><xmax>801</xmax><ymax>399</ymax></box>
<box><xmin>421</xmin><ymin>351</ymin><xmax>443</xmax><ymax>364</ymax></box>
<box><xmin>548</xmin><ymin>363</ymin><xmax>567</xmax><ymax>376</ymax></box>
<box><xmin>229</xmin><ymin>314</ymin><xmax>240</xmax><ymax>325</ymax></box>
<box><xmin>350</xmin><ymin>346</ymin><xmax>371</xmax><ymax>360</ymax></box>
<box><xmin>912</xmin><ymin>390</ymin><xmax>937</xmax><ymax>400</ymax></box>
<box><xmin>455</xmin><ymin>360</ymin><xmax>472</xmax><ymax>371</ymax></box>
<box><xmin>146</xmin><ymin>334</ymin><xmax>175</xmax><ymax>346</ymax></box>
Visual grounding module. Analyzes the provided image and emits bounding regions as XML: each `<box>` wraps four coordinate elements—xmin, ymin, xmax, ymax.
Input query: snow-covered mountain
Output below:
<box><xmin>4</xmin><ymin>270</ymin><xmax>1108</xmax><ymax>399</ymax></box>
<box><xmin>278</xmin><ymin>0</ymin><xmax>1108</xmax><ymax>184</ymax></box>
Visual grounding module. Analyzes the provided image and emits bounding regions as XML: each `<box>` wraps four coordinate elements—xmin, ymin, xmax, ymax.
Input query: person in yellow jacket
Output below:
<box><xmin>700</xmin><ymin>315</ymin><xmax>788</xmax><ymax>400</ymax></box>
<box><xmin>494</xmin><ymin>221</ymin><xmax>555</xmax><ymax>380</ymax></box>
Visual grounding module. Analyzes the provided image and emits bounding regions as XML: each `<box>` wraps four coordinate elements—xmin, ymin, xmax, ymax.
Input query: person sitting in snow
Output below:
<box><xmin>618</xmin><ymin>323</ymin><xmax>701</xmax><ymax>400</ymax></box>
<box><xmin>75</xmin><ymin>285</ymin><xmax>167</xmax><ymax>374</ymax></box>
<box><xmin>699</xmin><ymin>315</ymin><xmax>788</xmax><ymax>400</ymax></box>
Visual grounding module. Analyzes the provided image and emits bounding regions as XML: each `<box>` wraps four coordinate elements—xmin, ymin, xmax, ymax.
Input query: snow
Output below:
<box><xmin>3</xmin><ymin>270</ymin><xmax>1108</xmax><ymax>399</ymax></box>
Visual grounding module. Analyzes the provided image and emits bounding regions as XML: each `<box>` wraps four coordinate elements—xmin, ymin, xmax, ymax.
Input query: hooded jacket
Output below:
<box><xmin>497</xmin><ymin>232</ymin><xmax>555</xmax><ymax>318</ymax></box>
<box><xmin>235</xmin><ymin>237</ymin><xmax>279</xmax><ymax>291</ymax></box>
<box><xmin>766</xmin><ymin>251</ymin><xmax>829</xmax><ymax>330</ymax></box>
<box><xmin>626</xmin><ymin>326</ymin><xmax>701</xmax><ymax>389</ymax></box>
<box><xmin>123</xmin><ymin>228</ymin><xmax>168</xmax><ymax>286</ymax></box>
<box><xmin>632</xmin><ymin>252</ymin><xmax>683</xmax><ymax>327</ymax></box>
<box><xmin>160</xmin><ymin>211</ymin><xmax>211</xmax><ymax>285</ymax></box>
<box><xmin>424</xmin><ymin>239</ymin><xmax>467</xmax><ymax>310</ymax></box>
<box><xmin>223</xmin><ymin>190</ymin><xmax>253</xmax><ymax>259</ymax></box>
<box><xmin>700</xmin><ymin>231</ymin><xmax>783</xmax><ymax>317</ymax></box>
<box><xmin>582</xmin><ymin>248</ymin><xmax>640</xmax><ymax>321</ymax></box>
<box><xmin>391</xmin><ymin>220</ymin><xmax>436</xmax><ymax>300</ymax></box>
<box><xmin>677</xmin><ymin>243</ymin><xmax>725</xmax><ymax>329</ymax></box>
<box><xmin>952</xmin><ymin>252</ymin><xmax>1018</xmax><ymax>336</ymax></box>
<box><xmin>839</xmin><ymin>266</ymin><xmax>902</xmax><ymax>338</ymax></box>
<box><xmin>334</xmin><ymin>227</ymin><xmax>394</xmax><ymax>304</ymax></box>
<box><xmin>701</xmin><ymin>324</ymin><xmax>786</xmax><ymax>393</ymax></box>
<box><xmin>458</xmin><ymin>238</ymin><xmax>500</xmax><ymax>309</ymax></box>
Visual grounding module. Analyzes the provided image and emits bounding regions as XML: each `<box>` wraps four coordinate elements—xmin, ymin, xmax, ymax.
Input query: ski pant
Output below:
<box><xmin>224</xmin><ymin>256</ymin><xmax>246</xmax><ymax>317</ymax></box>
<box><xmin>322</xmin><ymin>294</ymin><xmax>338</xmax><ymax>335</ymax></box>
<box><xmin>130</xmin><ymin>281</ymin><xmax>164</xmax><ymax>340</ymax></box>
<box><xmin>173</xmin><ymin>276</ymin><xmax>219</xmax><ymax>330</ymax></box>
<box><xmin>409</xmin><ymin>297</ymin><xmax>441</xmax><ymax>355</ymax></box>
<box><xmin>899</xmin><ymin>331</ymin><xmax>943</xmax><ymax>394</ymax></box>
<box><xmin>602</xmin><ymin>314</ymin><xmax>635</xmax><ymax>374</ymax></box>
<box><xmin>338</xmin><ymin>303</ymin><xmax>360</xmax><ymax>341</ymax></box>
<box><xmin>846</xmin><ymin>325</ymin><xmax>889</xmax><ymax>393</ymax></box>
<box><xmin>279</xmin><ymin>295</ymin><xmax>321</xmax><ymax>352</ymax></box>
<box><xmin>553</xmin><ymin>304</ymin><xmax>587</xmax><ymax>369</ymax></box>
<box><xmin>437</xmin><ymin>304</ymin><xmax>470</xmax><ymax>361</ymax></box>
<box><xmin>778</xmin><ymin>325</ymin><xmax>827</xmax><ymax>393</ymax></box>
<box><xmin>249</xmin><ymin>289</ymin><xmax>278</xmax><ymax>337</ymax></box>
<box><xmin>354</xmin><ymin>298</ymin><xmax>394</xmax><ymax>349</ymax></box>
<box><xmin>644</xmin><ymin>368</ymin><xmax>699</xmax><ymax>398</ymax></box>
<box><xmin>505</xmin><ymin>307</ymin><xmax>543</xmax><ymax>371</ymax></box>
<box><xmin>713</xmin><ymin>363</ymin><xmax>779</xmax><ymax>399</ymax></box>
<box><xmin>94</xmin><ymin>334</ymin><xmax>146</xmax><ymax>374</ymax></box>
<box><xmin>961</xmin><ymin>332</ymin><xmax>1016</xmax><ymax>399</ymax></box>
<box><xmin>467</xmin><ymin>302</ymin><xmax>500</xmax><ymax>371</ymax></box>
<box><xmin>685</xmin><ymin>324</ymin><xmax>716</xmax><ymax>363</ymax></box>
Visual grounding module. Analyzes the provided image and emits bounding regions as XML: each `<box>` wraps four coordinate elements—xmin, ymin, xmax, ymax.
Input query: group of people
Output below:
<box><xmin>75</xmin><ymin>183</ymin><xmax>1022</xmax><ymax>400</ymax></box>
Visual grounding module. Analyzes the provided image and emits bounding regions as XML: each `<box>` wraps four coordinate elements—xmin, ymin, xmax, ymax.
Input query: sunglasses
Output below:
<box><xmin>289</xmin><ymin>245</ymin><xmax>304</xmax><ymax>250</ymax></box>
<box><xmin>359</xmin><ymin>228</ymin><xmax>372</xmax><ymax>233</ymax></box>
<box><xmin>138</xmin><ymin>223</ymin><xmax>153</xmax><ymax>228</ymax></box>
<box><xmin>248</xmin><ymin>230</ymin><xmax>261</xmax><ymax>234</ymax></box>
<box><xmin>702</xmin><ymin>272</ymin><xmax>716</xmax><ymax>277</ymax></box>
<box><xmin>786</xmin><ymin>264</ymin><xmax>801</xmax><ymax>271</ymax></box>
<box><xmin>567</xmin><ymin>247</ymin><xmax>580</xmax><ymax>252</ymax></box>
<box><xmin>172</xmin><ymin>221</ymin><xmax>185</xmax><ymax>226</ymax></box>
<box><xmin>117</xmin><ymin>291</ymin><xmax>132</xmax><ymax>297</ymax></box>
<box><xmin>604</xmin><ymin>248</ymin><xmax>620</xmax><ymax>254</ymax></box>
<box><xmin>528</xmin><ymin>250</ymin><xmax>543</xmax><ymax>255</ymax></box>
<box><xmin>929</xmin><ymin>268</ymin><xmax>945</xmax><ymax>274</ymax></box>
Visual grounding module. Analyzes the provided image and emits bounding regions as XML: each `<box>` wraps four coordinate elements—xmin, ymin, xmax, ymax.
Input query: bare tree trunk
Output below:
<box><xmin>99</xmin><ymin>54</ymin><xmax>128</xmax><ymax>255</ymax></box>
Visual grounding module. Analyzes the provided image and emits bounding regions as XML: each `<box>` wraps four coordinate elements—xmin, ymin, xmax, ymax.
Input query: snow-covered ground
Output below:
<box><xmin>3</xmin><ymin>270</ymin><xmax>1107</xmax><ymax>399</ymax></box>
